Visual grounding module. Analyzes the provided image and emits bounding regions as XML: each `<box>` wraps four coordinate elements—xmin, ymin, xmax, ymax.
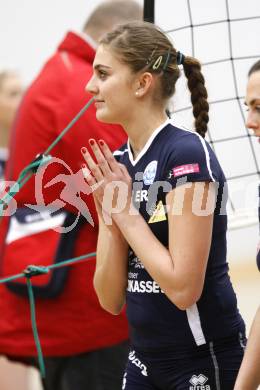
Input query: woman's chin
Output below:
<box><xmin>96</xmin><ymin>110</ymin><xmax>117</xmax><ymax>124</ymax></box>
<box><xmin>253</xmin><ymin>131</ymin><xmax>260</xmax><ymax>140</ymax></box>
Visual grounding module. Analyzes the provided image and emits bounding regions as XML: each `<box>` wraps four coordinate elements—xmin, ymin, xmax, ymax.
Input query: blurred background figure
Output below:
<box><xmin>0</xmin><ymin>70</ymin><xmax>23</xmax><ymax>180</ymax></box>
<box><xmin>0</xmin><ymin>1</ymin><xmax>142</xmax><ymax>390</ymax></box>
<box><xmin>234</xmin><ymin>59</ymin><xmax>260</xmax><ymax>390</ymax></box>
<box><xmin>0</xmin><ymin>67</ymin><xmax>24</xmax><ymax>390</ymax></box>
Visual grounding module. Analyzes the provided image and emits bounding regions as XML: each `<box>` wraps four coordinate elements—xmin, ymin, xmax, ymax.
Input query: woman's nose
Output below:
<box><xmin>86</xmin><ymin>75</ymin><xmax>97</xmax><ymax>95</ymax></box>
<box><xmin>246</xmin><ymin>111</ymin><xmax>259</xmax><ymax>130</ymax></box>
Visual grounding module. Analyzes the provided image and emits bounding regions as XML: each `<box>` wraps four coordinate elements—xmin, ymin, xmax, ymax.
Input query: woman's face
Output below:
<box><xmin>245</xmin><ymin>70</ymin><xmax>260</xmax><ymax>139</ymax></box>
<box><xmin>0</xmin><ymin>73</ymin><xmax>23</xmax><ymax>130</ymax></box>
<box><xmin>87</xmin><ymin>44</ymin><xmax>138</xmax><ymax>125</ymax></box>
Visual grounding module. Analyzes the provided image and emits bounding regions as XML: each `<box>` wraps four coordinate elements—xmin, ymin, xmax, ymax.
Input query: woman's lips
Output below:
<box><xmin>95</xmin><ymin>100</ymin><xmax>104</xmax><ymax>108</ymax></box>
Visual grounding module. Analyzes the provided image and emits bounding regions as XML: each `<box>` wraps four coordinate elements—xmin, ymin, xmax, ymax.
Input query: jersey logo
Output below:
<box><xmin>143</xmin><ymin>160</ymin><xmax>157</xmax><ymax>185</ymax></box>
<box><xmin>171</xmin><ymin>163</ymin><xmax>200</xmax><ymax>178</ymax></box>
<box><xmin>129</xmin><ymin>256</ymin><xmax>144</xmax><ymax>269</ymax></box>
<box><xmin>127</xmin><ymin>280</ymin><xmax>163</xmax><ymax>294</ymax></box>
<box><xmin>128</xmin><ymin>351</ymin><xmax>148</xmax><ymax>376</ymax></box>
<box><xmin>148</xmin><ymin>201</ymin><xmax>166</xmax><ymax>223</ymax></box>
<box><xmin>189</xmin><ymin>374</ymin><xmax>210</xmax><ymax>389</ymax></box>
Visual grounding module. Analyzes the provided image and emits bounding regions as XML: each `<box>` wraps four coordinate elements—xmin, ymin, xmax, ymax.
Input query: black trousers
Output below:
<box><xmin>40</xmin><ymin>340</ymin><xmax>129</xmax><ymax>390</ymax></box>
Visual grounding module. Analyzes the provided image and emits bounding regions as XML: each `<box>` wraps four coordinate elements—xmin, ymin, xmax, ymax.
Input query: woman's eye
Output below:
<box><xmin>245</xmin><ymin>105</ymin><xmax>260</xmax><ymax>114</ymax></box>
<box><xmin>99</xmin><ymin>70</ymin><xmax>107</xmax><ymax>80</ymax></box>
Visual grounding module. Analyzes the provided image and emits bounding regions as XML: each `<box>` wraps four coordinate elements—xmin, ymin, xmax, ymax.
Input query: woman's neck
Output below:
<box><xmin>0</xmin><ymin>127</ymin><xmax>9</xmax><ymax>149</ymax></box>
<box><xmin>124</xmin><ymin>112</ymin><xmax>168</xmax><ymax>159</ymax></box>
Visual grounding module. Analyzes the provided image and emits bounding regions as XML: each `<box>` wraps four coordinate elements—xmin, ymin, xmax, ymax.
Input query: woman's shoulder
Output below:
<box><xmin>165</xmin><ymin>122</ymin><xmax>210</xmax><ymax>156</ymax></box>
<box><xmin>163</xmin><ymin>122</ymin><xmax>224</xmax><ymax>182</ymax></box>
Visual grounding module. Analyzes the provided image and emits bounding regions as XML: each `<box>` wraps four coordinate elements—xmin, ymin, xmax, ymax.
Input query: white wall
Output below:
<box><xmin>0</xmin><ymin>0</ymin><xmax>141</xmax><ymax>85</ymax></box>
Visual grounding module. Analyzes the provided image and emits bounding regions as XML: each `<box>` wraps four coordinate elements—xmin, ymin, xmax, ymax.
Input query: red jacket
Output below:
<box><xmin>0</xmin><ymin>32</ymin><xmax>128</xmax><ymax>357</ymax></box>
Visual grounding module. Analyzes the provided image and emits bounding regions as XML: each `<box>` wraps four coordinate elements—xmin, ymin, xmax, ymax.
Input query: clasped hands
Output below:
<box><xmin>81</xmin><ymin>139</ymin><xmax>133</xmax><ymax>224</ymax></box>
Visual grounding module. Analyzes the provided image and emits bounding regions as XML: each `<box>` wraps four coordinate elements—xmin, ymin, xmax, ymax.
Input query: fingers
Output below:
<box><xmin>81</xmin><ymin>145</ymin><xmax>104</xmax><ymax>183</ymax></box>
<box><xmin>97</xmin><ymin>139</ymin><xmax>121</xmax><ymax>173</ymax></box>
<box><xmin>82</xmin><ymin>163</ymin><xmax>104</xmax><ymax>194</ymax></box>
<box><xmin>82</xmin><ymin>164</ymin><xmax>95</xmax><ymax>186</ymax></box>
<box><xmin>81</xmin><ymin>138</ymin><xmax>126</xmax><ymax>185</ymax></box>
<box><xmin>88</xmin><ymin>139</ymin><xmax>112</xmax><ymax>176</ymax></box>
<box><xmin>118</xmin><ymin>163</ymin><xmax>131</xmax><ymax>181</ymax></box>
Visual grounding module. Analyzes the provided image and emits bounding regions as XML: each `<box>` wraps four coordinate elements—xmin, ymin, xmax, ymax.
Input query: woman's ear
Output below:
<box><xmin>134</xmin><ymin>72</ymin><xmax>154</xmax><ymax>98</ymax></box>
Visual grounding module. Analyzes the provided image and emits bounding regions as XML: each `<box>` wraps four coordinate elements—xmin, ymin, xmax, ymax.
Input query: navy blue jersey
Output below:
<box><xmin>115</xmin><ymin>119</ymin><xmax>245</xmax><ymax>352</ymax></box>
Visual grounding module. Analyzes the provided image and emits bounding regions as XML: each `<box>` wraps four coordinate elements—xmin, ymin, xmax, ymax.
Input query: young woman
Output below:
<box><xmin>81</xmin><ymin>21</ymin><xmax>246</xmax><ymax>390</ymax></box>
<box><xmin>234</xmin><ymin>60</ymin><xmax>260</xmax><ymax>390</ymax></box>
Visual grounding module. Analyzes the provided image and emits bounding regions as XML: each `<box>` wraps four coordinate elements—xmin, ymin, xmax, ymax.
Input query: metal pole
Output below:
<box><xmin>143</xmin><ymin>0</ymin><xmax>155</xmax><ymax>23</ymax></box>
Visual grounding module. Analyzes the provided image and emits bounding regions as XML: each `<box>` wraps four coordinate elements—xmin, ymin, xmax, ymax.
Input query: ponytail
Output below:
<box><xmin>182</xmin><ymin>57</ymin><xmax>209</xmax><ymax>138</ymax></box>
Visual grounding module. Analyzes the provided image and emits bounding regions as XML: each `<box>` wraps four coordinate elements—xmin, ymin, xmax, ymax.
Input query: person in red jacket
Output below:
<box><xmin>0</xmin><ymin>1</ymin><xmax>142</xmax><ymax>390</ymax></box>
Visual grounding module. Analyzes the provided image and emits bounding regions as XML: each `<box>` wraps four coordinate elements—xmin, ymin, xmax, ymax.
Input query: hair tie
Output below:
<box><xmin>176</xmin><ymin>51</ymin><xmax>185</xmax><ymax>66</ymax></box>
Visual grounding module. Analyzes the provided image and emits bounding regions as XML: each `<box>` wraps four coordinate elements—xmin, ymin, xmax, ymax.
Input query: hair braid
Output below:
<box><xmin>182</xmin><ymin>57</ymin><xmax>209</xmax><ymax>138</ymax></box>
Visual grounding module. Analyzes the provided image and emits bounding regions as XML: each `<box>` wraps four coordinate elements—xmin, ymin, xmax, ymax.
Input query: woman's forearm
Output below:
<box><xmin>234</xmin><ymin>306</ymin><xmax>260</xmax><ymax>389</ymax></box>
<box><xmin>113</xmin><ymin>203</ymin><xmax>212</xmax><ymax>311</ymax></box>
<box><xmin>112</xmin><ymin>213</ymin><xmax>186</xmax><ymax>306</ymax></box>
<box><xmin>94</xmin><ymin>223</ymin><xmax>129</xmax><ymax>314</ymax></box>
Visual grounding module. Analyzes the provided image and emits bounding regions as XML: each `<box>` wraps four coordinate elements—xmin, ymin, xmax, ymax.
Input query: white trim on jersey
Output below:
<box><xmin>186</xmin><ymin>303</ymin><xmax>206</xmax><ymax>346</ymax></box>
<box><xmin>113</xmin><ymin>149</ymin><xmax>128</xmax><ymax>157</ymax></box>
<box><xmin>169</xmin><ymin>120</ymin><xmax>215</xmax><ymax>182</ymax></box>
<box><xmin>127</xmin><ymin>118</ymin><xmax>171</xmax><ymax>167</ymax></box>
<box><xmin>197</xmin><ymin>136</ymin><xmax>215</xmax><ymax>182</ymax></box>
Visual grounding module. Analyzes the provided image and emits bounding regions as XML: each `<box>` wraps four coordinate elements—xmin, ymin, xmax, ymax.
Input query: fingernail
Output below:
<box><xmin>89</xmin><ymin>139</ymin><xmax>95</xmax><ymax>146</ymax></box>
<box><xmin>99</xmin><ymin>140</ymin><xmax>104</xmax><ymax>146</ymax></box>
<box><xmin>81</xmin><ymin>147</ymin><xmax>87</xmax><ymax>154</ymax></box>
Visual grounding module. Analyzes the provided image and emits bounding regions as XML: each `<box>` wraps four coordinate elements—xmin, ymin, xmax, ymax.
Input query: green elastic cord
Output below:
<box><xmin>0</xmin><ymin>252</ymin><xmax>96</xmax><ymax>378</ymax></box>
<box><xmin>44</xmin><ymin>97</ymin><xmax>94</xmax><ymax>155</ymax></box>
<box><xmin>26</xmin><ymin>277</ymin><xmax>46</xmax><ymax>378</ymax></box>
<box><xmin>0</xmin><ymin>97</ymin><xmax>94</xmax><ymax>219</ymax></box>
<box><xmin>0</xmin><ymin>155</ymin><xmax>52</xmax><ymax>217</ymax></box>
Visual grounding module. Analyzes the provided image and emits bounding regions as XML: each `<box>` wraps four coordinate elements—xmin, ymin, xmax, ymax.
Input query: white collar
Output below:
<box><xmin>127</xmin><ymin>118</ymin><xmax>171</xmax><ymax>166</ymax></box>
